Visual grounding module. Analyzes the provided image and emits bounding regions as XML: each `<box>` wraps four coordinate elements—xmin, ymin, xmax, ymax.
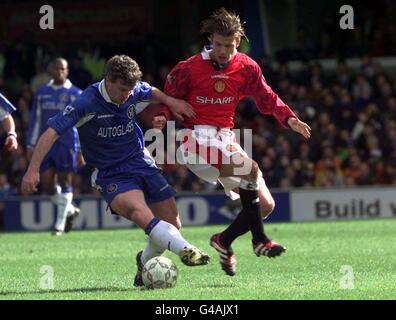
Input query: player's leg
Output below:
<box><xmin>51</xmin><ymin>146</ymin><xmax>79</xmax><ymax>235</ymax></box>
<box><xmin>40</xmin><ymin>168</ymin><xmax>57</xmax><ymax>194</ymax></box>
<box><xmin>179</xmin><ymin>131</ymin><xmax>240</xmax><ymax>275</ymax></box>
<box><xmin>110</xmin><ymin>189</ymin><xmax>155</xmax><ymax>227</ymax></box>
<box><xmin>110</xmin><ymin>189</ymin><xmax>209</xmax><ymax>266</ymax></box>
<box><xmin>40</xmin><ymin>167</ymin><xmax>64</xmax><ymax>235</ymax></box>
<box><xmin>219</xmin><ymin>176</ymin><xmax>275</xmax><ymax>247</ymax></box>
<box><xmin>141</xmin><ymin>197</ymin><xmax>181</xmax><ymax>272</ymax></box>
<box><xmin>219</xmin><ymin>153</ymin><xmax>268</xmax><ymax>241</ymax></box>
<box><xmin>56</xmin><ymin>172</ymin><xmax>79</xmax><ymax>233</ymax></box>
<box><xmin>219</xmin><ymin>153</ymin><xmax>286</xmax><ymax>257</ymax></box>
<box><xmin>144</xmin><ymin>172</ymin><xmax>209</xmax><ymax>264</ymax></box>
<box><xmin>133</xmin><ymin>198</ymin><xmax>181</xmax><ymax>283</ymax></box>
<box><xmin>149</xmin><ymin>197</ymin><xmax>181</xmax><ymax>229</ymax></box>
<box><xmin>128</xmin><ymin>174</ymin><xmax>182</xmax><ymax>286</ymax></box>
<box><xmin>132</xmin><ymin>172</ymin><xmax>210</xmax><ymax>286</ymax></box>
<box><xmin>258</xmin><ymin>182</ymin><xmax>276</xmax><ymax>219</ymax></box>
<box><xmin>51</xmin><ymin>172</ymin><xmax>71</xmax><ymax>234</ymax></box>
<box><xmin>214</xmin><ymin>181</ymin><xmax>277</xmax><ymax>254</ymax></box>
<box><xmin>129</xmin><ymin>197</ymin><xmax>182</xmax><ymax>287</ymax></box>
<box><xmin>207</xmin><ymin>154</ymin><xmax>260</xmax><ymax>276</ymax></box>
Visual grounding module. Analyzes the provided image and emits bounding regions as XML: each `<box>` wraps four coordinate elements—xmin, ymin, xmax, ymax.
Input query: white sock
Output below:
<box><xmin>50</xmin><ymin>185</ymin><xmax>61</xmax><ymax>204</ymax></box>
<box><xmin>66</xmin><ymin>203</ymin><xmax>76</xmax><ymax>217</ymax></box>
<box><xmin>54</xmin><ymin>192</ymin><xmax>73</xmax><ymax>231</ymax></box>
<box><xmin>51</xmin><ymin>186</ymin><xmax>75</xmax><ymax>218</ymax></box>
<box><xmin>147</xmin><ymin>220</ymin><xmax>191</xmax><ymax>256</ymax></box>
<box><xmin>141</xmin><ymin>237</ymin><xmax>166</xmax><ymax>264</ymax></box>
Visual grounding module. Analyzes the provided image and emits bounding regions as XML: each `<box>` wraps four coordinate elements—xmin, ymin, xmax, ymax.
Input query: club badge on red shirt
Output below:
<box><xmin>214</xmin><ymin>80</ymin><xmax>226</xmax><ymax>93</ymax></box>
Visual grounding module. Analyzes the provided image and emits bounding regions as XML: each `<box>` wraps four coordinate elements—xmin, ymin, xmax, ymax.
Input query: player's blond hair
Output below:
<box><xmin>105</xmin><ymin>55</ymin><xmax>142</xmax><ymax>86</ymax></box>
<box><xmin>200</xmin><ymin>7</ymin><xmax>246</xmax><ymax>39</ymax></box>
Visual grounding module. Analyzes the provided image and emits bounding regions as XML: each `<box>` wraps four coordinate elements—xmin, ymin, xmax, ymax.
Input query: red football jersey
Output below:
<box><xmin>160</xmin><ymin>48</ymin><xmax>297</xmax><ymax>129</ymax></box>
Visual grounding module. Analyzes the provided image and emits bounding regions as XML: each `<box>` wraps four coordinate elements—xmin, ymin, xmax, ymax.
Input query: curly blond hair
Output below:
<box><xmin>105</xmin><ymin>55</ymin><xmax>142</xmax><ymax>86</ymax></box>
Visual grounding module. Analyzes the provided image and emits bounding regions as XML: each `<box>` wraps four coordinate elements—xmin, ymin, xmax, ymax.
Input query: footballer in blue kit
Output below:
<box><xmin>49</xmin><ymin>77</ymin><xmax>174</xmax><ymax>207</ymax></box>
<box><xmin>0</xmin><ymin>92</ymin><xmax>18</xmax><ymax>153</ymax></box>
<box><xmin>22</xmin><ymin>55</ymin><xmax>210</xmax><ymax>286</ymax></box>
<box><xmin>27</xmin><ymin>76</ymin><xmax>81</xmax><ymax>173</ymax></box>
<box><xmin>26</xmin><ymin>58</ymin><xmax>82</xmax><ymax>235</ymax></box>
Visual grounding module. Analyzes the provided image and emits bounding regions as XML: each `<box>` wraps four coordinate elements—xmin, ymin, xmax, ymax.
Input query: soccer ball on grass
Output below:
<box><xmin>142</xmin><ymin>256</ymin><xmax>178</xmax><ymax>289</ymax></box>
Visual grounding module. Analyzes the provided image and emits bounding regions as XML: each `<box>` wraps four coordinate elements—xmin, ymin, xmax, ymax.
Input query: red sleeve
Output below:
<box><xmin>157</xmin><ymin>62</ymin><xmax>191</xmax><ymax>120</ymax></box>
<box><xmin>241</xmin><ymin>59</ymin><xmax>297</xmax><ymax>128</ymax></box>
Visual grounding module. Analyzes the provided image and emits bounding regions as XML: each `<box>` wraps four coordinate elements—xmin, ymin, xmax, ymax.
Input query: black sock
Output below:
<box><xmin>239</xmin><ymin>187</ymin><xmax>269</xmax><ymax>243</ymax></box>
<box><xmin>220</xmin><ymin>209</ymin><xmax>250</xmax><ymax>248</ymax></box>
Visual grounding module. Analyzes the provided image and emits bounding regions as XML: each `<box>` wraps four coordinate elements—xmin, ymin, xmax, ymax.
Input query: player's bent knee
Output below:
<box><xmin>240</xmin><ymin>159</ymin><xmax>259</xmax><ymax>181</ymax></box>
<box><xmin>261</xmin><ymin>198</ymin><xmax>275</xmax><ymax>218</ymax></box>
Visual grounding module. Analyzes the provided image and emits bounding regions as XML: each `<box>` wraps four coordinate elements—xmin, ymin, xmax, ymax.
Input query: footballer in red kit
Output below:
<box><xmin>154</xmin><ymin>8</ymin><xmax>311</xmax><ymax>277</ymax></box>
<box><xmin>160</xmin><ymin>47</ymin><xmax>297</xmax><ymax>130</ymax></box>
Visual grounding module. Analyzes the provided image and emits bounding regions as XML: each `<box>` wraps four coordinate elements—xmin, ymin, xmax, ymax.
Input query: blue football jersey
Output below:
<box><xmin>27</xmin><ymin>79</ymin><xmax>82</xmax><ymax>150</ymax></box>
<box><xmin>48</xmin><ymin>80</ymin><xmax>157</xmax><ymax>172</ymax></box>
<box><xmin>0</xmin><ymin>93</ymin><xmax>16</xmax><ymax>121</ymax></box>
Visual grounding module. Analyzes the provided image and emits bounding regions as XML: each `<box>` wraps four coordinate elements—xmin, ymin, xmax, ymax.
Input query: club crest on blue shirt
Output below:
<box><xmin>127</xmin><ymin>104</ymin><xmax>136</xmax><ymax>119</ymax></box>
<box><xmin>59</xmin><ymin>93</ymin><xmax>69</xmax><ymax>104</ymax></box>
<box><xmin>107</xmin><ymin>183</ymin><xmax>118</xmax><ymax>193</ymax></box>
<box><xmin>63</xmin><ymin>105</ymin><xmax>75</xmax><ymax>116</ymax></box>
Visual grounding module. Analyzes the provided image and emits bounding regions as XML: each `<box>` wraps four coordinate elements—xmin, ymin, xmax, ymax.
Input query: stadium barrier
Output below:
<box><xmin>2</xmin><ymin>186</ymin><xmax>396</xmax><ymax>231</ymax></box>
<box><xmin>290</xmin><ymin>186</ymin><xmax>396</xmax><ymax>221</ymax></box>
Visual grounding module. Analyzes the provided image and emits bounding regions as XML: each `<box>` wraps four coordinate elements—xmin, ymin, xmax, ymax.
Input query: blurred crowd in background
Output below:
<box><xmin>1</xmin><ymin>26</ymin><xmax>396</xmax><ymax>200</ymax></box>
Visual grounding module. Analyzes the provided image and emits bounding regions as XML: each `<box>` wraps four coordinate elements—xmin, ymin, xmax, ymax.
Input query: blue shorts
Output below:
<box><xmin>40</xmin><ymin>142</ymin><xmax>77</xmax><ymax>173</ymax></box>
<box><xmin>93</xmin><ymin>166</ymin><xmax>176</xmax><ymax>210</ymax></box>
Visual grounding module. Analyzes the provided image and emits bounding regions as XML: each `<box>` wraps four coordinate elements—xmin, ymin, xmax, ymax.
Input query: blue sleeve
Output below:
<box><xmin>26</xmin><ymin>93</ymin><xmax>39</xmax><ymax>148</ymax></box>
<box><xmin>137</xmin><ymin>81</ymin><xmax>152</xmax><ymax>102</ymax></box>
<box><xmin>0</xmin><ymin>93</ymin><xmax>16</xmax><ymax>113</ymax></box>
<box><xmin>47</xmin><ymin>97</ymin><xmax>88</xmax><ymax>136</ymax></box>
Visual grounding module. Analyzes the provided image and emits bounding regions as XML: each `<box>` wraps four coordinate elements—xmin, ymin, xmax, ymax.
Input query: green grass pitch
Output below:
<box><xmin>1</xmin><ymin>219</ymin><xmax>395</xmax><ymax>300</ymax></box>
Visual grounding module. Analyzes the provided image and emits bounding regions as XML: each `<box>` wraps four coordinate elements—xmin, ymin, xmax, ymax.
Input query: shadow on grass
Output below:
<box><xmin>0</xmin><ymin>287</ymin><xmax>136</xmax><ymax>296</ymax></box>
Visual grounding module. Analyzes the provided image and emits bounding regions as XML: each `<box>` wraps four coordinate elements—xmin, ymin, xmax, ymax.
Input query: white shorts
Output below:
<box><xmin>177</xmin><ymin>125</ymin><xmax>266</xmax><ymax>200</ymax></box>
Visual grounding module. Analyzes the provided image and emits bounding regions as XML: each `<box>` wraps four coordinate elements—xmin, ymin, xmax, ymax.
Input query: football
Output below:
<box><xmin>142</xmin><ymin>256</ymin><xmax>178</xmax><ymax>289</ymax></box>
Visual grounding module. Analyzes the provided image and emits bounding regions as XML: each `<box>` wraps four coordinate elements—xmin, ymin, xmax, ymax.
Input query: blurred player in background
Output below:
<box><xmin>26</xmin><ymin>58</ymin><xmax>83</xmax><ymax>236</ymax></box>
<box><xmin>0</xmin><ymin>93</ymin><xmax>18</xmax><ymax>153</ymax></box>
<box><xmin>154</xmin><ymin>8</ymin><xmax>311</xmax><ymax>276</ymax></box>
<box><xmin>21</xmin><ymin>55</ymin><xmax>209</xmax><ymax>287</ymax></box>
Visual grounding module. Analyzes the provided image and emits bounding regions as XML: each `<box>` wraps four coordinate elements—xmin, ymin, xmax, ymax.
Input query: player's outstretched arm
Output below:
<box><xmin>287</xmin><ymin>117</ymin><xmax>311</xmax><ymax>139</ymax></box>
<box><xmin>21</xmin><ymin>128</ymin><xmax>59</xmax><ymax>194</ymax></box>
<box><xmin>151</xmin><ymin>87</ymin><xmax>195</xmax><ymax>121</ymax></box>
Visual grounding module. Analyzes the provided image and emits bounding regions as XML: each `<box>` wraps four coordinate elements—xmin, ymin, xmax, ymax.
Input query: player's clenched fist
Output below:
<box><xmin>152</xmin><ymin>115</ymin><xmax>167</xmax><ymax>130</ymax></box>
<box><xmin>4</xmin><ymin>135</ymin><xmax>18</xmax><ymax>152</ymax></box>
<box><xmin>21</xmin><ymin>170</ymin><xmax>40</xmax><ymax>194</ymax></box>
